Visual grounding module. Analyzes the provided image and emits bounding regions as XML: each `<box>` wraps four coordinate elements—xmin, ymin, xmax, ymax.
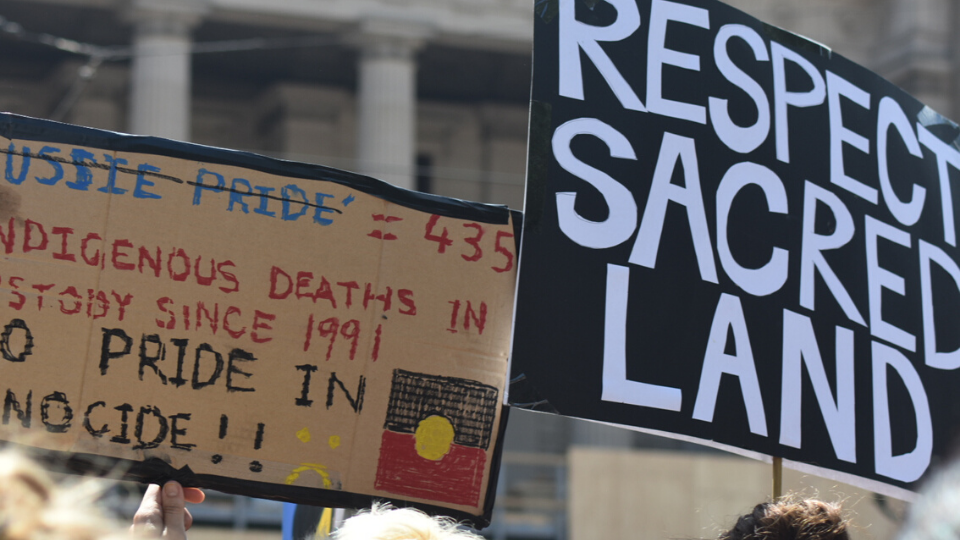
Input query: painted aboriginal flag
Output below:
<box><xmin>374</xmin><ymin>369</ymin><xmax>499</xmax><ymax>507</ymax></box>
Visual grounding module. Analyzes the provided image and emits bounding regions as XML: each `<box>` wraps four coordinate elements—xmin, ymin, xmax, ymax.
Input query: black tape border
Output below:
<box><xmin>10</xmin><ymin>406</ymin><xmax>509</xmax><ymax>528</ymax></box>
<box><xmin>0</xmin><ymin>113</ymin><xmax>513</xmax><ymax>224</ymax></box>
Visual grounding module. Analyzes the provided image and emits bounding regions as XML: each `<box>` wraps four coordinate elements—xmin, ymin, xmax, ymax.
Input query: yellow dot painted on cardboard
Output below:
<box><xmin>328</xmin><ymin>435</ymin><xmax>341</xmax><ymax>449</ymax></box>
<box><xmin>415</xmin><ymin>415</ymin><xmax>454</xmax><ymax>461</ymax></box>
<box><xmin>296</xmin><ymin>428</ymin><xmax>311</xmax><ymax>443</ymax></box>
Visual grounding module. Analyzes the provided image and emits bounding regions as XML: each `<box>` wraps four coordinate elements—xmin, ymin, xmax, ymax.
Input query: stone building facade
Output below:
<box><xmin>0</xmin><ymin>0</ymin><xmax>533</xmax><ymax>208</ymax></box>
<box><xmin>0</xmin><ymin>0</ymin><xmax>952</xmax><ymax>537</ymax></box>
<box><xmin>1</xmin><ymin>0</ymin><xmax>955</xmax><ymax>215</ymax></box>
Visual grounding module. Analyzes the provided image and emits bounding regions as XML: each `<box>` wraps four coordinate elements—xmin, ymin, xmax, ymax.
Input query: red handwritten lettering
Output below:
<box><xmin>112</xmin><ymin>239</ymin><xmax>135</xmax><ymax>270</ymax></box>
<box><xmin>52</xmin><ymin>227</ymin><xmax>75</xmax><ymax>261</ymax></box>
<box><xmin>81</xmin><ymin>233</ymin><xmax>102</xmax><ymax>266</ymax></box>
<box><xmin>252</xmin><ymin>310</ymin><xmax>275</xmax><ymax>343</ymax></box>
<box><xmin>23</xmin><ymin>219</ymin><xmax>48</xmax><ymax>253</ymax></box>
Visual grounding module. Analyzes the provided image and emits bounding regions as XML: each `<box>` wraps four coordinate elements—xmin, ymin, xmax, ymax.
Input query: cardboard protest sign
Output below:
<box><xmin>510</xmin><ymin>0</ymin><xmax>960</xmax><ymax>498</ymax></box>
<box><xmin>0</xmin><ymin>113</ymin><xmax>517</xmax><ymax>525</ymax></box>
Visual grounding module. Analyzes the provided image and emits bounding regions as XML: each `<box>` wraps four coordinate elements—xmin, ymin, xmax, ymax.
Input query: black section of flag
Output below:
<box><xmin>383</xmin><ymin>369</ymin><xmax>498</xmax><ymax>450</ymax></box>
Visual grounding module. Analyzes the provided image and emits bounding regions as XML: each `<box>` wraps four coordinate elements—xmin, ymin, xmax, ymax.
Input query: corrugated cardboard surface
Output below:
<box><xmin>0</xmin><ymin>117</ymin><xmax>516</xmax><ymax>522</ymax></box>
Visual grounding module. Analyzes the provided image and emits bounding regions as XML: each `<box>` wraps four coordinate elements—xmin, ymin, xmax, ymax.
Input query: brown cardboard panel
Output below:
<box><xmin>0</xmin><ymin>117</ymin><xmax>516</xmax><ymax>522</ymax></box>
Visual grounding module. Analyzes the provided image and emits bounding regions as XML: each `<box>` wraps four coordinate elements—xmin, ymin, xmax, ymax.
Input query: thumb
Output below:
<box><xmin>160</xmin><ymin>481</ymin><xmax>187</xmax><ymax>539</ymax></box>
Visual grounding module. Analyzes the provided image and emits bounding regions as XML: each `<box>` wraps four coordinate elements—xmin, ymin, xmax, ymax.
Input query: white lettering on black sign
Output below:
<box><xmin>512</xmin><ymin>0</ymin><xmax>960</xmax><ymax>496</ymax></box>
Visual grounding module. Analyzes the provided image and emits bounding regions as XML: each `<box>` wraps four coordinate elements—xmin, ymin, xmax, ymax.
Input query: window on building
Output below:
<box><xmin>416</xmin><ymin>153</ymin><xmax>433</xmax><ymax>194</ymax></box>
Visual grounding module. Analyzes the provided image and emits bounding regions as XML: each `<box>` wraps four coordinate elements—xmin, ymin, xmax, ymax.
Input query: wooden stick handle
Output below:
<box><xmin>772</xmin><ymin>456</ymin><xmax>783</xmax><ymax>500</ymax></box>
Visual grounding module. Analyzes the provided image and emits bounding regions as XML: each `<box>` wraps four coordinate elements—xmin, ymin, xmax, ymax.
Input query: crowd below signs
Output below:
<box><xmin>2</xmin><ymin>442</ymin><xmax>960</xmax><ymax>539</ymax></box>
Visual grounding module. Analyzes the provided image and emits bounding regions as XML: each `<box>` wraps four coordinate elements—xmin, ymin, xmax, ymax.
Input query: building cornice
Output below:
<box><xmin>17</xmin><ymin>0</ymin><xmax>533</xmax><ymax>53</ymax></box>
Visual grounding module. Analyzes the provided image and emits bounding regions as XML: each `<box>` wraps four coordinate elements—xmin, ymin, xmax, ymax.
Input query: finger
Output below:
<box><xmin>160</xmin><ymin>481</ymin><xmax>186</xmax><ymax>539</ymax></box>
<box><xmin>184</xmin><ymin>507</ymin><xmax>193</xmax><ymax>531</ymax></box>
<box><xmin>184</xmin><ymin>487</ymin><xmax>205</xmax><ymax>504</ymax></box>
<box><xmin>132</xmin><ymin>484</ymin><xmax>164</xmax><ymax>534</ymax></box>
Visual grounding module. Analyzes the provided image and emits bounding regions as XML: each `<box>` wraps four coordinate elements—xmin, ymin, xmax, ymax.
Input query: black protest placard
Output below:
<box><xmin>511</xmin><ymin>0</ymin><xmax>960</xmax><ymax>496</ymax></box>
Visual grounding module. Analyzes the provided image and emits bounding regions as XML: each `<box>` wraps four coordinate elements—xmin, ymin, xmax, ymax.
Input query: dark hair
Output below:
<box><xmin>719</xmin><ymin>498</ymin><xmax>849</xmax><ymax>540</ymax></box>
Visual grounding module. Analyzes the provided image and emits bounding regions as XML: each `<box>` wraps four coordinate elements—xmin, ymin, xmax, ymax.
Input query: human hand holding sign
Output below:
<box><xmin>131</xmin><ymin>482</ymin><xmax>206</xmax><ymax>539</ymax></box>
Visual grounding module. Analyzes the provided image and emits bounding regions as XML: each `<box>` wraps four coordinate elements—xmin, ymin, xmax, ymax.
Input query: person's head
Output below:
<box><xmin>897</xmin><ymin>459</ymin><xmax>960</xmax><ymax>540</ymax></box>
<box><xmin>720</xmin><ymin>497</ymin><xmax>849</xmax><ymax>540</ymax></box>
<box><xmin>0</xmin><ymin>448</ymin><xmax>127</xmax><ymax>540</ymax></box>
<box><xmin>331</xmin><ymin>503</ymin><xmax>484</xmax><ymax>540</ymax></box>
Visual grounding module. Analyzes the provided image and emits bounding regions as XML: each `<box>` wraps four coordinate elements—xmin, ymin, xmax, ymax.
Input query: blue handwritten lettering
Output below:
<box><xmin>228</xmin><ymin>178</ymin><xmax>253</xmax><ymax>213</ymax></box>
<box><xmin>254</xmin><ymin>186</ymin><xmax>276</xmax><ymax>217</ymax></box>
<box><xmin>314</xmin><ymin>193</ymin><xmax>335</xmax><ymax>225</ymax></box>
<box><xmin>134</xmin><ymin>163</ymin><xmax>162</xmax><ymax>199</ymax></box>
<box><xmin>5</xmin><ymin>143</ymin><xmax>30</xmax><ymax>185</ymax></box>
<box><xmin>66</xmin><ymin>148</ymin><xmax>96</xmax><ymax>191</ymax></box>
<box><xmin>97</xmin><ymin>154</ymin><xmax>127</xmax><ymax>194</ymax></box>
<box><xmin>282</xmin><ymin>184</ymin><xmax>309</xmax><ymax>221</ymax></box>
<box><xmin>35</xmin><ymin>146</ymin><xmax>63</xmax><ymax>186</ymax></box>
<box><xmin>193</xmin><ymin>168</ymin><xmax>225</xmax><ymax>205</ymax></box>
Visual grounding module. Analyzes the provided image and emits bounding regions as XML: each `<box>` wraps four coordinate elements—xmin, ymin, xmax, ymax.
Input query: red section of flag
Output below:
<box><xmin>374</xmin><ymin>430</ymin><xmax>486</xmax><ymax>507</ymax></box>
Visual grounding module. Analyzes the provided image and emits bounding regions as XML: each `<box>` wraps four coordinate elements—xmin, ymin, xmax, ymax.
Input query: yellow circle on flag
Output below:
<box><xmin>414</xmin><ymin>415</ymin><xmax>455</xmax><ymax>461</ymax></box>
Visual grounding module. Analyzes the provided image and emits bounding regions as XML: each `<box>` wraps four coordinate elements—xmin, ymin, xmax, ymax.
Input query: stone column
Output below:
<box><xmin>479</xmin><ymin>103</ymin><xmax>529</xmax><ymax>209</ymax></box>
<box><xmin>256</xmin><ymin>83</ymin><xmax>355</xmax><ymax>166</ymax></box>
<box><xmin>126</xmin><ymin>0</ymin><xmax>207</xmax><ymax>141</ymax></box>
<box><xmin>354</xmin><ymin>19</ymin><xmax>430</xmax><ymax>190</ymax></box>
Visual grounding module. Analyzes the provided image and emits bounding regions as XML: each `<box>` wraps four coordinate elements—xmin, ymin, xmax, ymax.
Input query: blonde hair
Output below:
<box><xmin>331</xmin><ymin>503</ymin><xmax>484</xmax><ymax>540</ymax></box>
<box><xmin>0</xmin><ymin>449</ymin><xmax>127</xmax><ymax>540</ymax></box>
<box><xmin>897</xmin><ymin>460</ymin><xmax>960</xmax><ymax>540</ymax></box>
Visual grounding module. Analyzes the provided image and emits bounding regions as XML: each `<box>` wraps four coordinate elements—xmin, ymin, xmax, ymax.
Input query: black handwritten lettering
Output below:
<box><xmin>326</xmin><ymin>372</ymin><xmax>365</xmax><ymax>413</ymax></box>
<box><xmin>1</xmin><ymin>319</ymin><xmax>33</xmax><ymax>362</ymax></box>
<box><xmin>110</xmin><ymin>403</ymin><xmax>133</xmax><ymax>444</ymax></box>
<box><xmin>192</xmin><ymin>344</ymin><xmax>224</xmax><ymax>389</ymax></box>
<box><xmin>132</xmin><ymin>405</ymin><xmax>168</xmax><ymax>449</ymax></box>
<box><xmin>83</xmin><ymin>401</ymin><xmax>108</xmax><ymax>437</ymax></box>
<box><xmin>254</xmin><ymin>423</ymin><xmax>265</xmax><ymax>450</ymax></box>
<box><xmin>138</xmin><ymin>334</ymin><xmax>167</xmax><ymax>384</ymax></box>
<box><xmin>226</xmin><ymin>349</ymin><xmax>256</xmax><ymax>393</ymax></box>
<box><xmin>99</xmin><ymin>328</ymin><xmax>132</xmax><ymax>375</ymax></box>
<box><xmin>168</xmin><ymin>338</ymin><xmax>189</xmax><ymax>387</ymax></box>
<box><xmin>3</xmin><ymin>390</ymin><xmax>31</xmax><ymax>427</ymax></box>
<box><xmin>169</xmin><ymin>413</ymin><xmax>194</xmax><ymax>450</ymax></box>
<box><xmin>40</xmin><ymin>391</ymin><xmax>72</xmax><ymax>433</ymax></box>
<box><xmin>295</xmin><ymin>364</ymin><xmax>318</xmax><ymax>407</ymax></box>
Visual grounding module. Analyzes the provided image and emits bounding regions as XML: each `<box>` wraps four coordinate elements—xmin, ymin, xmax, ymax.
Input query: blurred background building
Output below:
<box><xmin>0</xmin><ymin>0</ymin><xmax>953</xmax><ymax>538</ymax></box>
